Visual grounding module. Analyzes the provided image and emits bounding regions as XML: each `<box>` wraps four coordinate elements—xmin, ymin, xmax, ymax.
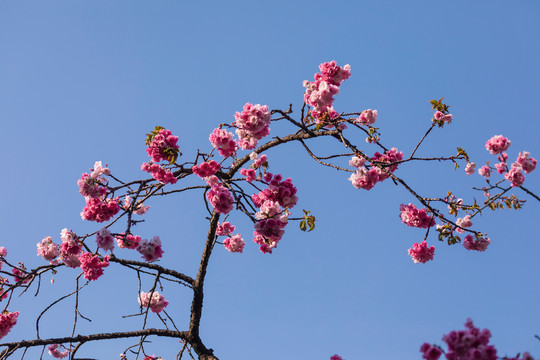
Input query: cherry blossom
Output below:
<box><xmin>0</xmin><ymin>311</ymin><xmax>19</xmax><ymax>340</ymax></box>
<box><xmin>137</xmin><ymin>236</ymin><xmax>164</xmax><ymax>262</ymax></box>
<box><xmin>216</xmin><ymin>222</ymin><xmax>236</xmax><ymax>236</ymax></box>
<box><xmin>399</xmin><ymin>204</ymin><xmax>434</xmax><ymax>228</ymax></box>
<box><xmin>223</xmin><ymin>234</ymin><xmax>245</xmax><ymax>253</ymax></box>
<box><xmin>48</xmin><ymin>344</ymin><xmax>70</xmax><ymax>359</ymax></box>
<box><xmin>37</xmin><ymin>236</ymin><xmax>60</xmax><ymax>263</ymax></box>
<box><xmin>79</xmin><ymin>253</ymin><xmax>110</xmax><ymax>281</ymax></box>
<box><xmin>206</xmin><ymin>183</ymin><xmax>235</xmax><ymax>214</ymax></box>
<box><xmin>146</xmin><ymin>128</ymin><xmax>179</xmax><ymax>163</ymax></box>
<box><xmin>408</xmin><ymin>241</ymin><xmax>435</xmax><ymax>263</ymax></box>
<box><xmin>516</xmin><ymin>151</ymin><xmax>537</xmax><ymax>173</ymax></box>
<box><xmin>138</xmin><ymin>291</ymin><xmax>169</xmax><ymax>313</ymax></box>
<box><xmin>233</xmin><ymin>103</ymin><xmax>271</xmax><ymax>150</ymax></box>
<box><xmin>209</xmin><ymin>128</ymin><xmax>237</xmax><ymax>158</ymax></box>
<box><xmin>357</xmin><ymin>109</ymin><xmax>378</xmax><ymax>125</ymax></box>
<box><xmin>478</xmin><ymin>165</ymin><xmax>491</xmax><ymax>178</ymax></box>
<box><xmin>463</xmin><ymin>235</ymin><xmax>490</xmax><ymax>252</ymax></box>
<box><xmin>96</xmin><ymin>228</ymin><xmax>115</xmax><ymax>252</ymax></box>
<box><xmin>115</xmin><ymin>233</ymin><xmax>141</xmax><ymax>250</ymax></box>
<box><xmin>141</xmin><ymin>162</ymin><xmax>177</xmax><ymax>184</ymax></box>
<box><xmin>485</xmin><ymin>135</ymin><xmax>511</xmax><ymax>155</ymax></box>
<box><xmin>464</xmin><ymin>162</ymin><xmax>476</xmax><ymax>175</ymax></box>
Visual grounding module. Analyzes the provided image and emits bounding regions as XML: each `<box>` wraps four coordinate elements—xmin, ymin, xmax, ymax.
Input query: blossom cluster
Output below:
<box><xmin>480</xmin><ymin>135</ymin><xmax>536</xmax><ymax>188</ymax></box>
<box><xmin>0</xmin><ymin>311</ymin><xmax>19</xmax><ymax>340</ymax></box>
<box><xmin>463</xmin><ymin>234</ymin><xmax>490</xmax><ymax>252</ymax></box>
<box><xmin>123</xmin><ymin>196</ymin><xmax>150</xmax><ymax>215</ymax></box>
<box><xmin>399</xmin><ymin>204</ymin><xmax>435</xmax><ymax>229</ymax></box>
<box><xmin>136</xmin><ymin>236</ymin><xmax>164</xmax><ymax>262</ymax></box>
<box><xmin>421</xmin><ymin>319</ymin><xmax>498</xmax><ymax>360</ymax></box>
<box><xmin>209</xmin><ymin>128</ymin><xmax>238</xmax><ymax>158</ymax></box>
<box><xmin>48</xmin><ymin>344</ymin><xmax>70</xmax><ymax>358</ymax></box>
<box><xmin>145</xmin><ymin>128</ymin><xmax>179</xmax><ymax>163</ymax></box>
<box><xmin>138</xmin><ymin>291</ymin><xmax>169</xmax><ymax>313</ymax></box>
<box><xmin>206</xmin><ymin>182</ymin><xmax>234</xmax><ymax>214</ymax></box>
<box><xmin>79</xmin><ymin>253</ymin><xmax>110</xmax><ymax>281</ymax></box>
<box><xmin>234</xmin><ymin>103</ymin><xmax>271</xmax><ymax>150</ymax></box>
<box><xmin>141</xmin><ymin>162</ymin><xmax>177</xmax><ymax>184</ymax></box>
<box><xmin>349</xmin><ymin>148</ymin><xmax>403</xmax><ymax>190</ymax></box>
<box><xmin>408</xmin><ymin>241</ymin><xmax>435</xmax><ymax>264</ymax></box>
<box><xmin>78</xmin><ymin>162</ymin><xmax>121</xmax><ymax>223</ymax></box>
<box><xmin>192</xmin><ymin>160</ymin><xmax>221</xmax><ymax>178</ymax></box>
<box><xmin>303</xmin><ymin>60</ymin><xmax>351</xmax><ymax>120</ymax></box>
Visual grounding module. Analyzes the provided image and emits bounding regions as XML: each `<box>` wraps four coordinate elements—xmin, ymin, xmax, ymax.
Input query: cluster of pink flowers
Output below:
<box><xmin>455</xmin><ymin>215</ymin><xmax>472</xmax><ymax>234</ymax></box>
<box><xmin>349</xmin><ymin>148</ymin><xmax>403</xmax><ymax>190</ymax></box>
<box><xmin>485</xmin><ymin>135</ymin><xmax>511</xmax><ymax>155</ymax></box>
<box><xmin>37</xmin><ymin>236</ymin><xmax>60</xmax><ymax>263</ymax></box>
<box><xmin>250</xmin><ymin>173</ymin><xmax>298</xmax><ymax>253</ymax></box>
<box><xmin>141</xmin><ymin>162</ymin><xmax>177</xmax><ymax>184</ymax></box>
<box><xmin>223</xmin><ymin>234</ymin><xmax>245</xmax><ymax>253</ymax></box>
<box><xmin>421</xmin><ymin>319</ymin><xmax>498</xmax><ymax>360</ymax></box>
<box><xmin>216</xmin><ymin>221</ymin><xmax>235</xmax><ymax>236</ymax></box>
<box><xmin>357</xmin><ymin>109</ymin><xmax>377</xmax><ymax>125</ymax></box>
<box><xmin>433</xmin><ymin>110</ymin><xmax>453</xmax><ymax>123</ymax></box>
<box><xmin>138</xmin><ymin>291</ymin><xmax>169</xmax><ymax>313</ymax></box>
<box><xmin>464</xmin><ymin>162</ymin><xmax>476</xmax><ymax>176</ymax></box>
<box><xmin>81</xmin><ymin>197</ymin><xmax>121</xmax><ymax>223</ymax></box>
<box><xmin>371</xmin><ymin>148</ymin><xmax>403</xmax><ymax>181</ymax></box>
<box><xmin>48</xmin><ymin>344</ymin><xmax>70</xmax><ymax>359</ymax></box>
<box><xmin>330</xmin><ymin>356</ymin><xmax>343</xmax><ymax>360</ymax></box>
<box><xmin>115</xmin><ymin>233</ymin><xmax>141</xmax><ymax>249</ymax></box>
<box><xmin>408</xmin><ymin>241</ymin><xmax>435</xmax><ymax>264</ymax></box>
<box><xmin>251</xmin><ymin>152</ymin><xmax>268</xmax><ymax>169</ymax></box>
<box><xmin>137</xmin><ymin>236</ymin><xmax>164</xmax><ymax>262</ymax></box>
<box><xmin>206</xmin><ymin>182</ymin><xmax>234</xmax><ymax>214</ymax></box>
<box><xmin>240</xmin><ymin>167</ymin><xmax>256</xmax><ymax>182</ymax></box>
<box><xmin>233</xmin><ymin>103</ymin><xmax>271</xmax><ymax>150</ymax></box>
<box><xmin>60</xmin><ymin>229</ymin><xmax>82</xmax><ymax>268</ymax></box>
<box><xmin>463</xmin><ymin>235</ymin><xmax>490</xmax><ymax>252</ymax></box>
<box><xmin>400</xmin><ymin>204</ymin><xmax>435</xmax><ymax>228</ymax></box>
<box><xmin>0</xmin><ymin>311</ymin><xmax>19</xmax><ymax>340</ymax></box>
<box><xmin>192</xmin><ymin>160</ymin><xmax>221</xmax><ymax>178</ymax></box>
<box><xmin>146</xmin><ymin>128</ymin><xmax>179</xmax><ymax>163</ymax></box>
<box><xmin>123</xmin><ymin>196</ymin><xmax>150</xmax><ymax>215</ymax></box>
<box><xmin>209</xmin><ymin>128</ymin><xmax>238</xmax><ymax>158</ymax></box>
<box><xmin>96</xmin><ymin>228</ymin><xmax>115</xmax><ymax>252</ymax></box>
<box><xmin>349</xmin><ymin>167</ymin><xmax>379</xmax><ymax>190</ymax></box>
<box><xmin>12</xmin><ymin>266</ymin><xmax>30</xmax><ymax>284</ymax></box>
<box><xmin>481</xmin><ymin>136</ymin><xmax>536</xmax><ymax>188</ymax></box>
<box><xmin>79</xmin><ymin>253</ymin><xmax>110</xmax><ymax>281</ymax></box>
<box><xmin>303</xmin><ymin>61</ymin><xmax>351</xmax><ymax>120</ymax></box>
<box><xmin>78</xmin><ymin>162</ymin><xmax>121</xmax><ymax>223</ymax></box>
<box><xmin>77</xmin><ymin>161</ymin><xmax>110</xmax><ymax>198</ymax></box>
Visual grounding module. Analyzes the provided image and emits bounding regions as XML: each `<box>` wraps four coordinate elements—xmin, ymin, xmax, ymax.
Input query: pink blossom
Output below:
<box><xmin>77</xmin><ymin>173</ymin><xmax>107</xmax><ymax>199</ymax></box>
<box><xmin>0</xmin><ymin>311</ymin><xmax>19</xmax><ymax>340</ymax></box>
<box><xmin>441</xmin><ymin>319</ymin><xmax>497</xmax><ymax>360</ymax></box>
<box><xmin>123</xmin><ymin>196</ymin><xmax>150</xmax><ymax>215</ymax></box>
<box><xmin>81</xmin><ymin>197</ymin><xmax>121</xmax><ymax>223</ymax></box>
<box><xmin>141</xmin><ymin>162</ymin><xmax>177</xmax><ymax>184</ymax></box>
<box><xmin>433</xmin><ymin>110</ymin><xmax>453</xmax><ymax>123</ymax></box>
<box><xmin>464</xmin><ymin>162</ymin><xmax>476</xmax><ymax>175</ymax></box>
<box><xmin>90</xmin><ymin>161</ymin><xmax>110</xmax><ymax>178</ymax></box>
<box><xmin>192</xmin><ymin>160</ymin><xmax>221</xmax><ymax>178</ymax></box>
<box><xmin>485</xmin><ymin>135</ymin><xmax>511</xmax><ymax>155</ymax></box>
<box><xmin>252</xmin><ymin>153</ymin><xmax>268</xmax><ymax>169</ymax></box>
<box><xmin>0</xmin><ymin>247</ymin><xmax>6</xmax><ymax>257</ymax></box>
<box><xmin>420</xmin><ymin>343</ymin><xmax>442</xmax><ymax>360</ymax></box>
<box><xmin>48</xmin><ymin>344</ymin><xmax>70</xmax><ymax>359</ymax></box>
<box><xmin>349</xmin><ymin>167</ymin><xmax>379</xmax><ymax>190</ymax></box>
<box><xmin>209</xmin><ymin>128</ymin><xmax>238</xmax><ymax>158</ymax></box>
<box><xmin>463</xmin><ymin>235</ymin><xmax>491</xmax><ymax>251</ymax></box>
<box><xmin>138</xmin><ymin>291</ymin><xmax>169</xmax><ymax>313</ymax></box>
<box><xmin>216</xmin><ymin>222</ymin><xmax>236</xmax><ymax>236</ymax></box>
<box><xmin>233</xmin><ymin>103</ymin><xmax>271</xmax><ymax>150</ymax></box>
<box><xmin>317</xmin><ymin>61</ymin><xmax>351</xmax><ymax>85</ymax></box>
<box><xmin>399</xmin><ymin>204</ymin><xmax>435</xmax><ymax>228</ymax></box>
<box><xmin>115</xmin><ymin>233</ymin><xmax>141</xmax><ymax>249</ymax></box>
<box><xmin>37</xmin><ymin>236</ymin><xmax>60</xmax><ymax>262</ymax></box>
<box><xmin>224</xmin><ymin>234</ymin><xmax>245</xmax><ymax>253</ymax></box>
<box><xmin>206</xmin><ymin>183</ymin><xmax>235</xmax><ymax>214</ymax></box>
<box><xmin>330</xmin><ymin>356</ymin><xmax>343</xmax><ymax>360</ymax></box>
<box><xmin>137</xmin><ymin>236</ymin><xmax>164</xmax><ymax>262</ymax></box>
<box><xmin>357</xmin><ymin>109</ymin><xmax>378</xmax><ymax>125</ymax></box>
<box><xmin>146</xmin><ymin>128</ymin><xmax>179</xmax><ymax>163</ymax></box>
<box><xmin>408</xmin><ymin>241</ymin><xmax>435</xmax><ymax>264</ymax></box>
<box><xmin>371</xmin><ymin>148</ymin><xmax>403</xmax><ymax>181</ymax></box>
<box><xmin>252</xmin><ymin>174</ymin><xmax>298</xmax><ymax>209</ymax></box>
<box><xmin>505</xmin><ymin>165</ymin><xmax>525</xmax><ymax>187</ymax></box>
<box><xmin>240</xmin><ymin>168</ymin><xmax>256</xmax><ymax>182</ymax></box>
<box><xmin>79</xmin><ymin>253</ymin><xmax>110</xmax><ymax>281</ymax></box>
<box><xmin>253</xmin><ymin>232</ymin><xmax>278</xmax><ymax>254</ymax></box>
<box><xmin>516</xmin><ymin>151</ymin><xmax>537</xmax><ymax>173</ymax></box>
<box><xmin>349</xmin><ymin>156</ymin><xmax>367</xmax><ymax>168</ymax></box>
<box><xmin>494</xmin><ymin>162</ymin><xmax>507</xmax><ymax>174</ymax></box>
<box><xmin>59</xmin><ymin>230</ymin><xmax>82</xmax><ymax>268</ymax></box>
<box><xmin>12</xmin><ymin>267</ymin><xmax>30</xmax><ymax>284</ymax></box>
<box><xmin>96</xmin><ymin>228</ymin><xmax>115</xmax><ymax>252</ymax></box>
<box><xmin>455</xmin><ymin>215</ymin><xmax>473</xmax><ymax>234</ymax></box>
<box><xmin>478</xmin><ymin>165</ymin><xmax>491</xmax><ymax>178</ymax></box>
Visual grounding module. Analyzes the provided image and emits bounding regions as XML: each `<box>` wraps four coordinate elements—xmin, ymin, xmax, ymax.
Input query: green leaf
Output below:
<box><xmin>299</xmin><ymin>220</ymin><xmax>307</xmax><ymax>232</ymax></box>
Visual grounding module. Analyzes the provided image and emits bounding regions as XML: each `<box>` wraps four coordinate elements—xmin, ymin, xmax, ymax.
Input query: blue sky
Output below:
<box><xmin>0</xmin><ymin>1</ymin><xmax>539</xmax><ymax>359</ymax></box>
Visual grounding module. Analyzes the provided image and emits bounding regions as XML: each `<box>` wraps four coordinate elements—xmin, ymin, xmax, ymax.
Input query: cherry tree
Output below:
<box><xmin>0</xmin><ymin>61</ymin><xmax>537</xmax><ymax>360</ymax></box>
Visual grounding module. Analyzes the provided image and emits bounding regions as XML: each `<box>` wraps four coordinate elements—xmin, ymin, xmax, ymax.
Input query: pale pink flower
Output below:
<box><xmin>455</xmin><ymin>215</ymin><xmax>473</xmax><ymax>234</ymax></box>
<box><xmin>464</xmin><ymin>162</ymin><xmax>476</xmax><ymax>175</ymax></box>
<box><xmin>48</xmin><ymin>344</ymin><xmax>70</xmax><ymax>359</ymax></box>
<box><xmin>463</xmin><ymin>235</ymin><xmax>491</xmax><ymax>251</ymax></box>
<box><xmin>12</xmin><ymin>267</ymin><xmax>30</xmax><ymax>284</ymax></box>
<box><xmin>137</xmin><ymin>236</ymin><xmax>164</xmax><ymax>262</ymax></box>
<box><xmin>96</xmin><ymin>228</ymin><xmax>115</xmax><ymax>252</ymax></box>
<box><xmin>495</xmin><ymin>162</ymin><xmax>507</xmax><ymax>174</ymax></box>
<box><xmin>37</xmin><ymin>237</ymin><xmax>60</xmax><ymax>263</ymax></box>
<box><xmin>505</xmin><ymin>165</ymin><xmax>525</xmax><ymax>187</ymax></box>
<box><xmin>206</xmin><ymin>183</ymin><xmax>235</xmax><ymax>214</ymax></box>
<box><xmin>0</xmin><ymin>247</ymin><xmax>6</xmax><ymax>257</ymax></box>
<box><xmin>90</xmin><ymin>161</ymin><xmax>110</xmax><ymax>178</ymax></box>
<box><xmin>485</xmin><ymin>135</ymin><xmax>511</xmax><ymax>155</ymax></box>
<box><xmin>357</xmin><ymin>109</ymin><xmax>378</xmax><ymax>125</ymax></box>
<box><xmin>516</xmin><ymin>151</ymin><xmax>537</xmax><ymax>173</ymax></box>
<box><xmin>433</xmin><ymin>110</ymin><xmax>453</xmax><ymax>123</ymax></box>
<box><xmin>349</xmin><ymin>167</ymin><xmax>379</xmax><ymax>190</ymax></box>
<box><xmin>478</xmin><ymin>165</ymin><xmax>491</xmax><ymax>178</ymax></box>
<box><xmin>146</xmin><ymin>128</ymin><xmax>179</xmax><ymax>163</ymax></box>
<box><xmin>371</xmin><ymin>147</ymin><xmax>403</xmax><ymax>181</ymax></box>
<box><xmin>408</xmin><ymin>241</ymin><xmax>435</xmax><ymax>264</ymax></box>
<box><xmin>233</xmin><ymin>103</ymin><xmax>271</xmax><ymax>150</ymax></box>
<box><xmin>240</xmin><ymin>168</ymin><xmax>256</xmax><ymax>182</ymax></box>
<box><xmin>138</xmin><ymin>291</ymin><xmax>169</xmax><ymax>313</ymax></box>
<box><xmin>224</xmin><ymin>234</ymin><xmax>245</xmax><ymax>253</ymax></box>
<box><xmin>115</xmin><ymin>233</ymin><xmax>141</xmax><ymax>249</ymax></box>
<box><xmin>441</xmin><ymin>319</ymin><xmax>496</xmax><ymax>360</ymax></box>
<box><xmin>141</xmin><ymin>162</ymin><xmax>177</xmax><ymax>184</ymax></box>
<box><xmin>123</xmin><ymin>196</ymin><xmax>150</xmax><ymax>215</ymax></box>
<box><xmin>209</xmin><ymin>128</ymin><xmax>237</xmax><ymax>158</ymax></box>
<box><xmin>349</xmin><ymin>156</ymin><xmax>366</xmax><ymax>168</ymax></box>
<box><xmin>252</xmin><ymin>154</ymin><xmax>268</xmax><ymax>169</ymax></box>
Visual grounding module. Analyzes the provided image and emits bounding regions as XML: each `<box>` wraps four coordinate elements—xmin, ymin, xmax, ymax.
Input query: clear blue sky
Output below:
<box><xmin>0</xmin><ymin>1</ymin><xmax>539</xmax><ymax>359</ymax></box>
